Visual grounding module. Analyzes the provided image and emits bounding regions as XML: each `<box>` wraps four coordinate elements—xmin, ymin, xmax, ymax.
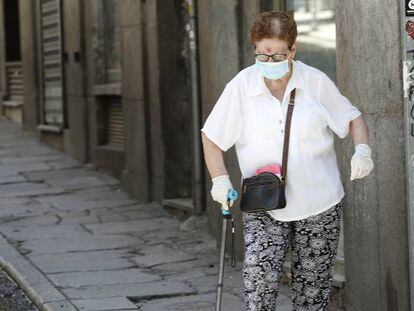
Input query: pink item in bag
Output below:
<box><xmin>256</xmin><ymin>163</ymin><xmax>282</xmax><ymax>176</ymax></box>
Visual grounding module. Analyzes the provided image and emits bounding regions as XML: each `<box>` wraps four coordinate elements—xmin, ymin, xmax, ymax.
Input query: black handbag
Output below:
<box><xmin>239</xmin><ymin>88</ymin><xmax>296</xmax><ymax>213</ymax></box>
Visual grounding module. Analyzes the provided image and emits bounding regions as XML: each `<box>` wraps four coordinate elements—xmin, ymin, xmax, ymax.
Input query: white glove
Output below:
<box><xmin>350</xmin><ymin>144</ymin><xmax>374</xmax><ymax>181</ymax></box>
<box><xmin>211</xmin><ymin>174</ymin><xmax>234</xmax><ymax>210</ymax></box>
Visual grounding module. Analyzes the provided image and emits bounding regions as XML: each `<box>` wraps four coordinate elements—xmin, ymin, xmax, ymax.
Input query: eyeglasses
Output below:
<box><xmin>254</xmin><ymin>52</ymin><xmax>289</xmax><ymax>62</ymax></box>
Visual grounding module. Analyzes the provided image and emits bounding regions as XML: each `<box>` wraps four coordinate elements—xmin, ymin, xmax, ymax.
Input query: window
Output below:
<box><xmin>92</xmin><ymin>0</ymin><xmax>121</xmax><ymax>84</ymax></box>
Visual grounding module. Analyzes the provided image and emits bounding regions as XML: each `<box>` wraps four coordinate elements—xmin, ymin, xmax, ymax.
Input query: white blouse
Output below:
<box><xmin>201</xmin><ymin>60</ymin><xmax>362</xmax><ymax>221</ymax></box>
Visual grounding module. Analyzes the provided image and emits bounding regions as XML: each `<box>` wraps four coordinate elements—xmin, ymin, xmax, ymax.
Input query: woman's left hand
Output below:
<box><xmin>350</xmin><ymin>144</ymin><xmax>374</xmax><ymax>181</ymax></box>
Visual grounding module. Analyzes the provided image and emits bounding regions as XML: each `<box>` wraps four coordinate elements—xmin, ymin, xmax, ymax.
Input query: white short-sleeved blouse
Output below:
<box><xmin>201</xmin><ymin>60</ymin><xmax>362</xmax><ymax>221</ymax></box>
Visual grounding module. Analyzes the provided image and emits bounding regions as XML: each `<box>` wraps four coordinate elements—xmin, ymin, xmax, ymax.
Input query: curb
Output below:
<box><xmin>0</xmin><ymin>233</ymin><xmax>78</xmax><ymax>311</ymax></box>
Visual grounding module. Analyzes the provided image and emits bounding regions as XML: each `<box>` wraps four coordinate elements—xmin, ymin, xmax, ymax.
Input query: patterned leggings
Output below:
<box><xmin>242</xmin><ymin>201</ymin><xmax>343</xmax><ymax>311</ymax></box>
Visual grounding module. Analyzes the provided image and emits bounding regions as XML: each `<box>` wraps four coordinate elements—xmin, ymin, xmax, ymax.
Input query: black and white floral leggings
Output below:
<box><xmin>242</xmin><ymin>200</ymin><xmax>343</xmax><ymax>311</ymax></box>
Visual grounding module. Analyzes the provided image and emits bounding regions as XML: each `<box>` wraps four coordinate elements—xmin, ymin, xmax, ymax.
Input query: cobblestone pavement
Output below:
<box><xmin>0</xmin><ymin>116</ymin><xmax>297</xmax><ymax>310</ymax></box>
<box><xmin>0</xmin><ymin>268</ymin><xmax>38</xmax><ymax>311</ymax></box>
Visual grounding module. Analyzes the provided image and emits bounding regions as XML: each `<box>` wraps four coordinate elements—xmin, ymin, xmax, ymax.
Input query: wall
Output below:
<box><xmin>18</xmin><ymin>0</ymin><xmax>39</xmax><ymax>131</ymax></box>
<box><xmin>157</xmin><ymin>0</ymin><xmax>192</xmax><ymax>200</ymax></box>
<box><xmin>84</xmin><ymin>1</ymin><xmax>125</xmax><ymax>177</ymax></box>
<box><xmin>336</xmin><ymin>0</ymin><xmax>410</xmax><ymax>309</ymax></box>
<box><xmin>62</xmin><ymin>0</ymin><xmax>89</xmax><ymax>162</ymax></box>
<box><xmin>198</xmin><ymin>0</ymin><xmax>249</xmax><ymax>258</ymax></box>
<box><xmin>144</xmin><ymin>0</ymin><xmax>163</xmax><ymax>202</ymax></box>
<box><xmin>0</xmin><ymin>0</ymin><xmax>5</xmax><ymax>111</ymax></box>
<box><xmin>141</xmin><ymin>0</ymin><xmax>194</xmax><ymax>203</ymax></box>
<box><xmin>83</xmin><ymin>0</ymin><xmax>99</xmax><ymax>166</ymax></box>
<box><xmin>119</xmin><ymin>0</ymin><xmax>150</xmax><ymax>200</ymax></box>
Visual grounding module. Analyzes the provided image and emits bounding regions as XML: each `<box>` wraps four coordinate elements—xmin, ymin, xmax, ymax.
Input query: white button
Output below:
<box><xmin>281</xmin><ymin>129</ymin><xmax>284</xmax><ymax>133</ymax></box>
<box><xmin>279</xmin><ymin>120</ymin><xmax>282</xmax><ymax>124</ymax></box>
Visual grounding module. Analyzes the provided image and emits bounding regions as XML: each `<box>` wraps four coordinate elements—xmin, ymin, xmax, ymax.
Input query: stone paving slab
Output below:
<box><xmin>0</xmin><ymin>200</ymin><xmax>53</xmax><ymax>219</ymax></box>
<box><xmin>59</xmin><ymin>187</ymin><xmax>135</xmax><ymax>200</ymax></box>
<box><xmin>12</xmin><ymin>146</ymin><xmax>61</xmax><ymax>158</ymax></box>
<box><xmin>56</xmin><ymin>208</ymin><xmax>130</xmax><ymax>224</ymax></box>
<box><xmin>71</xmin><ymin>297</ymin><xmax>137</xmax><ymax>310</ymax></box>
<box><xmin>131</xmin><ymin>251</ymin><xmax>196</xmax><ymax>268</ymax></box>
<box><xmin>46</xmin><ymin>159</ymin><xmax>83</xmax><ymax>171</ymax></box>
<box><xmin>0</xmin><ymin>150</ymin><xmax>15</xmax><ymax>157</ymax></box>
<box><xmin>23</xmin><ymin>168</ymin><xmax>100</xmax><ymax>182</ymax></box>
<box><xmin>118</xmin><ymin>208</ymin><xmax>168</xmax><ymax>220</ymax></box>
<box><xmin>47</xmin><ymin>269</ymin><xmax>161</xmax><ymax>288</ymax></box>
<box><xmin>19</xmin><ymin>235</ymin><xmax>144</xmax><ymax>255</ymax></box>
<box><xmin>42</xmin><ymin>300</ymin><xmax>77</xmax><ymax>311</ymax></box>
<box><xmin>37</xmin><ymin>194</ymin><xmax>139</xmax><ymax>212</ymax></box>
<box><xmin>1</xmin><ymin>224</ymin><xmax>91</xmax><ymax>240</ymax></box>
<box><xmin>150</xmin><ymin>257</ymin><xmax>218</xmax><ymax>277</ymax></box>
<box><xmin>0</xmin><ymin>167</ymin><xmax>20</xmax><ymax>178</ymax></box>
<box><xmin>84</xmin><ymin>218</ymin><xmax>179</xmax><ymax>235</ymax></box>
<box><xmin>0</xmin><ymin>154</ymin><xmax>66</xmax><ymax>165</ymax></box>
<box><xmin>0</xmin><ymin>182</ymin><xmax>65</xmax><ymax>198</ymax></box>
<box><xmin>139</xmin><ymin>227</ymin><xmax>214</xmax><ymax>247</ymax></box>
<box><xmin>2</xmin><ymin>207</ymin><xmax>129</xmax><ymax>227</ymax></box>
<box><xmin>0</xmin><ymin>161</ymin><xmax>52</xmax><ymax>174</ymax></box>
<box><xmin>61</xmin><ymin>280</ymin><xmax>196</xmax><ymax>300</ymax></box>
<box><xmin>0</xmin><ymin>213</ymin><xmax>60</xmax><ymax>227</ymax></box>
<box><xmin>0</xmin><ymin>174</ymin><xmax>26</xmax><ymax>184</ymax></box>
<box><xmin>134</xmin><ymin>292</ymin><xmax>244</xmax><ymax>311</ymax></box>
<box><xmin>27</xmin><ymin>250</ymin><xmax>135</xmax><ymax>273</ymax></box>
<box><xmin>0</xmin><ymin>162</ymin><xmax>52</xmax><ymax>177</ymax></box>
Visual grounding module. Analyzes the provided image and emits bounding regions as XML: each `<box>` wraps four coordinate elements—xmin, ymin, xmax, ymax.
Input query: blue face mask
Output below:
<box><xmin>255</xmin><ymin>59</ymin><xmax>290</xmax><ymax>80</ymax></box>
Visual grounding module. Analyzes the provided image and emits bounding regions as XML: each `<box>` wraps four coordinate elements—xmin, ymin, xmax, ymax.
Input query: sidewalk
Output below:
<box><xmin>0</xmin><ymin>116</ymin><xmax>293</xmax><ymax>311</ymax></box>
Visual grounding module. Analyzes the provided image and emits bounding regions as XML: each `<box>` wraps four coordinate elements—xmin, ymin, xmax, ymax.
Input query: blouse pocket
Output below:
<box><xmin>253</xmin><ymin>97</ymin><xmax>308</xmax><ymax>140</ymax></box>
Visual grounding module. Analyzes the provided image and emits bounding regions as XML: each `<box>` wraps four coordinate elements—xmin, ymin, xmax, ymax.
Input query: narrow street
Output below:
<box><xmin>0</xmin><ymin>0</ymin><xmax>408</xmax><ymax>308</ymax></box>
<box><xmin>0</xmin><ymin>116</ymin><xmax>293</xmax><ymax>310</ymax></box>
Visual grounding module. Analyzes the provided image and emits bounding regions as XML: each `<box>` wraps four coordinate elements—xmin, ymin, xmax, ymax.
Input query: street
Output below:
<box><xmin>0</xmin><ymin>268</ymin><xmax>38</xmax><ymax>311</ymax></box>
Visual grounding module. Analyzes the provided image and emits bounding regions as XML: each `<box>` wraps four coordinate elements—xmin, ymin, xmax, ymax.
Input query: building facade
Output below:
<box><xmin>0</xmin><ymin>0</ymin><xmax>410</xmax><ymax>309</ymax></box>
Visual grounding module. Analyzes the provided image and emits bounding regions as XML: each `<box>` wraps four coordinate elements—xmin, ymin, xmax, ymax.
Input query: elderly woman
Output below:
<box><xmin>201</xmin><ymin>10</ymin><xmax>373</xmax><ymax>311</ymax></box>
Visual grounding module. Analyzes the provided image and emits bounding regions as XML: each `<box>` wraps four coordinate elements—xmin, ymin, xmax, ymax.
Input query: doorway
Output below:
<box><xmin>2</xmin><ymin>0</ymin><xmax>23</xmax><ymax>123</ymax></box>
<box><xmin>157</xmin><ymin>1</ymin><xmax>193</xmax><ymax>214</ymax></box>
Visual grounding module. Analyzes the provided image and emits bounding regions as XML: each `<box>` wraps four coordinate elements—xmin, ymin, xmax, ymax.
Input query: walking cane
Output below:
<box><xmin>215</xmin><ymin>189</ymin><xmax>238</xmax><ymax>311</ymax></box>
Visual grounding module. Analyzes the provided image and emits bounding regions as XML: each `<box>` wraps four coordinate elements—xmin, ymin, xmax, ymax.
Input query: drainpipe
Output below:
<box><xmin>186</xmin><ymin>0</ymin><xmax>204</xmax><ymax>215</ymax></box>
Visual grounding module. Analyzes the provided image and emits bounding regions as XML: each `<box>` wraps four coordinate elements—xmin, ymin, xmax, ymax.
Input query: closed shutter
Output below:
<box><xmin>38</xmin><ymin>0</ymin><xmax>65</xmax><ymax>126</ymax></box>
<box><xmin>5</xmin><ymin>62</ymin><xmax>23</xmax><ymax>102</ymax></box>
<box><xmin>106</xmin><ymin>97</ymin><xmax>124</xmax><ymax>146</ymax></box>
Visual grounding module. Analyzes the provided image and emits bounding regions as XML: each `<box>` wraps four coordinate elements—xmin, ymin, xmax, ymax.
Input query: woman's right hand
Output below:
<box><xmin>210</xmin><ymin>174</ymin><xmax>234</xmax><ymax>210</ymax></box>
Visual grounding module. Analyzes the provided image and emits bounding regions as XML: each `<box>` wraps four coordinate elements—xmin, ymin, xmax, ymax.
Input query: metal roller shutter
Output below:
<box><xmin>106</xmin><ymin>97</ymin><xmax>124</xmax><ymax>146</ymax></box>
<box><xmin>38</xmin><ymin>0</ymin><xmax>65</xmax><ymax>126</ymax></box>
<box><xmin>5</xmin><ymin>62</ymin><xmax>23</xmax><ymax>102</ymax></box>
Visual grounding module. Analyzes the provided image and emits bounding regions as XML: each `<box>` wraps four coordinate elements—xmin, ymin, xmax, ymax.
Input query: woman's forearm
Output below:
<box><xmin>201</xmin><ymin>132</ymin><xmax>229</xmax><ymax>179</ymax></box>
<box><xmin>349</xmin><ymin>115</ymin><xmax>369</xmax><ymax>146</ymax></box>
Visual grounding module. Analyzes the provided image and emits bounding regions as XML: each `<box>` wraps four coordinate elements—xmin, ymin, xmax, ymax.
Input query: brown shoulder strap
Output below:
<box><xmin>281</xmin><ymin>88</ymin><xmax>296</xmax><ymax>184</ymax></box>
